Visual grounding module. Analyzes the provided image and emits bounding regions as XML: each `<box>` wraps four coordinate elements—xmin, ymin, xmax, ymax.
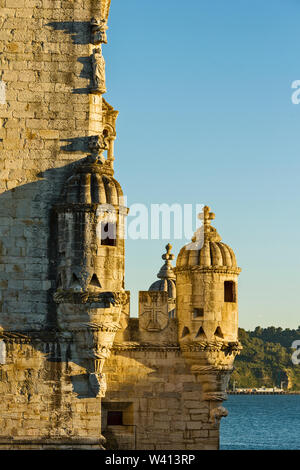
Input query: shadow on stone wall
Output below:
<box><xmin>72</xmin><ymin>56</ymin><xmax>94</xmax><ymax>94</ymax></box>
<box><xmin>0</xmin><ymin>162</ymin><xmax>80</xmax><ymax>330</ymax></box>
<box><xmin>46</xmin><ymin>21</ymin><xmax>94</xmax><ymax>94</ymax></box>
<box><xmin>46</xmin><ymin>22</ymin><xmax>91</xmax><ymax>45</ymax></box>
<box><xmin>0</xmin><ymin>159</ymin><xmax>95</xmax><ymax>396</ymax></box>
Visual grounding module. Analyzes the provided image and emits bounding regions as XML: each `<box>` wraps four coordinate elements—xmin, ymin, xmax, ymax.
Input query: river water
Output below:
<box><xmin>220</xmin><ymin>395</ymin><xmax>300</xmax><ymax>450</ymax></box>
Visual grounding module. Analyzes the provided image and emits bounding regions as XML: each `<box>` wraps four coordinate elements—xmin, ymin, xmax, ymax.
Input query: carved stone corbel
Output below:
<box><xmin>91</xmin><ymin>17</ymin><xmax>108</xmax><ymax>45</ymax></box>
<box><xmin>209</xmin><ymin>406</ymin><xmax>228</xmax><ymax>425</ymax></box>
<box><xmin>55</xmin><ymin>291</ymin><xmax>128</xmax><ymax>398</ymax></box>
<box><xmin>180</xmin><ymin>340</ymin><xmax>241</xmax><ymax>403</ymax></box>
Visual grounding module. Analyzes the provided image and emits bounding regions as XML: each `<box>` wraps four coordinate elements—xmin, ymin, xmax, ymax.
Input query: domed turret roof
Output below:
<box><xmin>62</xmin><ymin>154</ymin><xmax>124</xmax><ymax>207</ymax></box>
<box><xmin>149</xmin><ymin>244</ymin><xmax>176</xmax><ymax>299</ymax></box>
<box><xmin>176</xmin><ymin>206</ymin><xmax>241</xmax><ymax>272</ymax></box>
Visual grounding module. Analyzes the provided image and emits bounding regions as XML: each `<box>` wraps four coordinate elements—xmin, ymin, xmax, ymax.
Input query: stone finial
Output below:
<box><xmin>193</xmin><ymin>205</ymin><xmax>221</xmax><ymax>244</ymax></box>
<box><xmin>157</xmin><ymin>243</ymin><xmax>176</xmax><ymax>280</ymax></box>
<box><xmin>198</xmin><ymin>206</ymin><xmax>215</xmax><ymax>233</ymax></box>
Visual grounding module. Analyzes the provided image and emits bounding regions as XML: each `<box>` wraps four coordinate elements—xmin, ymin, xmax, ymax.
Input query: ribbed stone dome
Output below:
<box><xmin>148</xmin><ymin>244</ymin><xmax>176</xmax><ymax>299</ymax></box>
<box><xmin>149</xmin><ymin>278</ymin><xmax>177</xmax><ymax>299</ymax></box>
<box><xmin>177</xmin><ymin>240</ymin><xmax>237</xmax><ymax>269</ymax></box>
<box><xmin>62</xmin><ymin>157</ymin><xmax>124</xmax><ymax>206</ymax></box>
<box><xmin>176</xmin><ymin>206</ymin><xmax>239</xmax><ymax>271</ymax></box>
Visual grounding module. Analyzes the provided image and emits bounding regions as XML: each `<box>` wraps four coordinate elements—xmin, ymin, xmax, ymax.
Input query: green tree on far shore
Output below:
<box><xmin>229</xmin><ymin>327</ymin><xmax>300</xmax><ymax>390</ymax></box>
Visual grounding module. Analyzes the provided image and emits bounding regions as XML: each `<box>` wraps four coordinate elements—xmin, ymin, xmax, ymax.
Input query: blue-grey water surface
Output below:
<box><xmin>220</xmin><ymin>395</ymin><xmax>300</xmax><ymax>449</ymax></box>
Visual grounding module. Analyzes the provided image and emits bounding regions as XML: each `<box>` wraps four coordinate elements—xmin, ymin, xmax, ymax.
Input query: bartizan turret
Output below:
<box><xmin>53</xmin><ymin>135</ymin><xmax>129</xmax><ymax>399</ymax></box>
<box><xmin>175</xmin><ymin>206</ymin><xmax>242</xmax><ymax>422</ymax></box>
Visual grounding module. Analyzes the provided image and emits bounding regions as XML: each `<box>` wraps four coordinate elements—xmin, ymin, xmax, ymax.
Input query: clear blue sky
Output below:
<box><xmin>105</xmin><ymin>0</ymin><xmax>300</xmax><ymax>330</ymax></box>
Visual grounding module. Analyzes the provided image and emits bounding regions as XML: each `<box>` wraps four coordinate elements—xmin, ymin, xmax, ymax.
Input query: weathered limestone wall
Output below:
<box><xmin>103</xmin><ymin>349</ymin><xmax>220</xmax><ymax>450</ymax></box>
<box><xmin>0</xmin><ymin>336</ymin><xmax>103</xmax><ymax>449</ymax></box>
<box><xmin>0</xmin><ymin>0</ymin><xmax>115</xmax><ymax>449</ymax></box>
<box><xmin>0</xmin><ymin>0</ymin><xmax>104</xmax><ymax>331</ymax></box>
<box><xmin>176</xmin><ymin>271</ymin><xmax>239</xmax><ymax>343</ymax></box>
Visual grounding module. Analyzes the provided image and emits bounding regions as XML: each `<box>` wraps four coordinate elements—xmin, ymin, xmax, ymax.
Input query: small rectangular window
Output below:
<box><xmin>101</xmin><ymin>222</ymin><xmax>117</xmax><ymax>247</ymax></box>
<box><xmin>224</xmin><ymin>281</ymin><xmax>236</xmax><ymax>303</ymax></box>
<box><xmin>107</xmin><ymin>411</ymin><xmax>123</xmax><ymax>426</ymax></box>
<box><xmin>193</xmin><ymin>308</ymin><xmax>204</xmax><ymax>318</ymax></box>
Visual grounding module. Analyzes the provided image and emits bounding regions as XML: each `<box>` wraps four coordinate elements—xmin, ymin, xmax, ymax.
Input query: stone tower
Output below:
<box><xmin>53</xmin><ymin>141</ymin><xmax>129</xmax><ymax>398</ymax></box>
<box><xmin>0</xmin><ymin>1</ymin><xmax>242</xmax><ymax>451</ymax></box>
<box><xmin>176</xmin><ymin>206</ymin><xmax>240</xmax><ymax>346</ymax></box>
<box><xmin>176</xmin><ymin>206</ymin><xmax>241</xmax><ymax>422</ymax></box>
<box><xmin>0</xmin><ymin>0</ymin><xmax>130</xmax><ymax>450</ymax></box>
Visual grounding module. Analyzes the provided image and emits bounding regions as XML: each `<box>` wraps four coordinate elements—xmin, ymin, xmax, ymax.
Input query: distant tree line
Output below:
<box><xmin>250</xmin><ymin>326</ymin><xmax>300</xmax><ymax>349</ymax></box>
<box><xmin>229</xmin><ymin>327</ymin><xmax>300</xmax><ymax>390</ymax></box>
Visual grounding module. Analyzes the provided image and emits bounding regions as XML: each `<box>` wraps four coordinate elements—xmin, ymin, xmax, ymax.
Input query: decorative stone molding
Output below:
<box><xmin>190</xmin><ymin>364</ymin><xmax>234</xmax><ymax>374</ymax></box>
<box><xmin>53</xmin><ymin>290</ymin><xmax>129</xmax><ymax>307</ymax></box>
<box><xmin>0</xmin><ymin>438</ymin><xmax>106</xmax><ymax>450</ymax></box>
<box><xmin>112</xmin><ymin>342</ymin><xmax>180</xmax><ymax>352</ymax></box>
<box><xmin>180</xmin><ymin>340</ymin><xmax>242</xmax><ymax>354</ymax></box>
<box><xmin>175</xmin><ymin>266</ymin><xmax>241</xmax><ymax>275</ymax></box>
<box><xmin>0</xmin><ymin>331</ymin><xmax>33</xmax><ymax>343</ymax></box>
<box><xmin>80</xmin><ymin>322</ymin><xmax>120</xmax><ymax>333</ymax></box>
<box><xmin>54</xmin><ymin>203</ymin><xmax>126</xmax><ymax>214</ymax></box>
<box><xmin>112</xmin><ymin>291</ymin><xmax>130</xmax><ymax>307</ymax></box>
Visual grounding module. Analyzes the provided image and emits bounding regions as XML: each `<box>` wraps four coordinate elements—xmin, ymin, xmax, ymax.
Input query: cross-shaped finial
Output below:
<box><xmin>198</xmin><ymin>206</ymin><xmax>215</xmax><ymax>231</ymax></box>
<box><xmin>162</xmin><ymin>243</ymin><xmax>174</xmax><ymax>262</ymax></box>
